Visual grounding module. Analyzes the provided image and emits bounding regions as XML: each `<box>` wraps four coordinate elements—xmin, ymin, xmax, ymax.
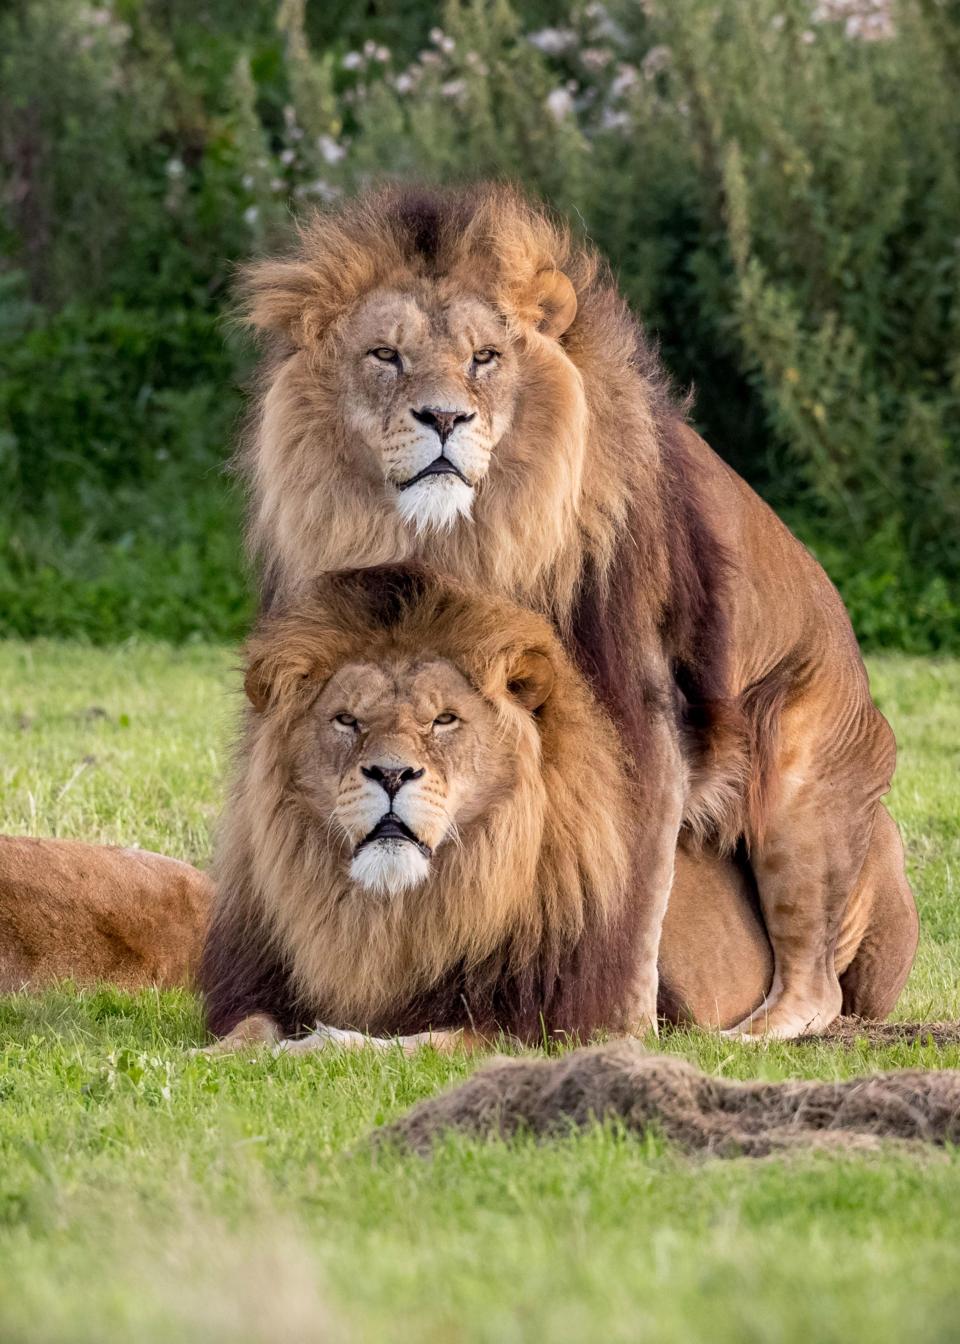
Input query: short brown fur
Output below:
<box><xmin>238</xmin><ymin>183</ymin><xmax>914</xmax><ymax>1037</ymax></box>
<box><xmin>201</xmin><ymin>571</ymin><xmax>916</xmax><ymax>1048</ymax></box>
<box><xmin>0</xmin><ymin>836</ymin><xmax>212</xmax><ymax>991</ymax></box>
<box><xmin>201</xmin><ymin>570</ymin><xmax>642</xmax><ymax>1044</ymax></box>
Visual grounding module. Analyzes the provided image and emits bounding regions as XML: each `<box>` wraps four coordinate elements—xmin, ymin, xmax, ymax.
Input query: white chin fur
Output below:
<box><xmin>395</xmin><ymin>476</ymin><xmax>474</xmax><ymax>533</ymax></box>
<box><xmin>349</xmin><ymin>840</ymin><xmax>432</xmax><ymax>897</ymax></box>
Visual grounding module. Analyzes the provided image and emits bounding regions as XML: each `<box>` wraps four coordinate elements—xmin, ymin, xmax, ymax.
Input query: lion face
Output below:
<box><xmin>244</xmin><ymin>192</ymin><xmax>590</xmax><ymax>596</ymax></box>
<box><xmin>291</xmin><ymin>656</ymin><xmax>533</xmax><ymax>897</ymax></box>
<box><xmin>337</xmin><ymin>289</ymin><xmax>520</xmax><ymax>532</ymax></box>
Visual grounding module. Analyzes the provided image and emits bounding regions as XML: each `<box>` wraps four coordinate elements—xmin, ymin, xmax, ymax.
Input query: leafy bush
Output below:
<box><xmin>1</xmin><ymin>0</ymin><xmax>957</xmax><ymax>647</ymax></box>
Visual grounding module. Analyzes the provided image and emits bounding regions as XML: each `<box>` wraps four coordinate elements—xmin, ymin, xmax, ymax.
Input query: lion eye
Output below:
<box><xmin>472</xmin><ymin>348</ymin><xmax>499</xmax><ymax>366</ymax></box>
<box><xmin>333</xmin><ymin>712</ymin><xmax>360</xmax><ymax>731</ymax></box>
<box><xmin>368</xmin><ymin>346</ymin><xmax>402</xmax><ymax>368</ymax></box>
<box><xmin>433</xmin><ymin>712</ymin><xmax>459</xmax><ymax>729</ymax></box>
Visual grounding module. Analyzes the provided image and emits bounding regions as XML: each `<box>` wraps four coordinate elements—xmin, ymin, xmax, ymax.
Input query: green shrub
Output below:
<box><xmin>1</xmin><ymin>0</ymin><xmax>957</xmax><ymax>648</ymax></box>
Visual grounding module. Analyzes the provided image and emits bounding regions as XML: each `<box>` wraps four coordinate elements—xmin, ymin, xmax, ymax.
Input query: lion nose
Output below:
<box><xmin>361</xmin><ymin>763</ymin><xmax>425</xmax><ymax>801</ymax></box>
<box><xmin>410</xmin><ymin>406</ymin><xmax>475</xmax><ymax>444</ymax></box>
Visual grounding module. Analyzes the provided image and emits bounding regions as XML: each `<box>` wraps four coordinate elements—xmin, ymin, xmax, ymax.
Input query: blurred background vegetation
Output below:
<box><xmin>1</xmin><ymin>0</ymin><xmax>957</xmax><ymax>647</ymax></box>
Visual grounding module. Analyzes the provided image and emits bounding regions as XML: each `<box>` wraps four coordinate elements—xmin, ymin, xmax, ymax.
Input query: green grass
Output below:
<box><xmin>1</xmin><ymin>644</ymin><xmax>959</xmax><ymax>1343</ymax></box>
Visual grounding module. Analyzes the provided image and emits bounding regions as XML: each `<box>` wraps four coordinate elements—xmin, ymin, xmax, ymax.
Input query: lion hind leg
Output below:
<box><xmin>729</xmin><ymin>684</ymin><xmax>896</xmax><ymax>1040</ymax></box>
<box><xmin>838</xmin><ymin>806</ymin><xmax>918</xmax><ymax>1019</ymax></box>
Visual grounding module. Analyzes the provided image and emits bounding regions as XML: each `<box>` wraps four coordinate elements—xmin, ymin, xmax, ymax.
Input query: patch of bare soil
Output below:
<box><xmin>807</xmin><ymin>1019</ymin><xmax>960</xmax><ymax>1049</ymax></box>
<box><xmin>376</xmin><ymin>1041</ymin><xmax>960</xmax><ymax>1157</ymax></box>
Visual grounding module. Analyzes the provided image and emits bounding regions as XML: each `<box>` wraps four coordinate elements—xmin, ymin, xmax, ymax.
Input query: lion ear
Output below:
<box><xmin>243</xmin><ymin>649</ymin><xmax>319</xmax><ymax>713</ymax></box>
<box><xmin>243</xmin><ymin>657</ymin><xmax>275</xmax><ymax>713</ymax></box>
<box><xmin>505</xmin><ymin>651</ymin><xmax>556</xmax><ymax>713</ymax></box>
<box><xmin>534</xmin><ymin>269</ymin><xmax>578</xmax><ymax>339</ymax></box>
<box><xmin>237</xmin><ymin>258</ymin><xmax>321</xmax><ymax>347</ymax></box>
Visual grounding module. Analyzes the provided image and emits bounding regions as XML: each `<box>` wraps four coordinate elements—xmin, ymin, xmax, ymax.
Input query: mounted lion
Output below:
<box><xmin>199</xmin><ymin>570</ymin><xmax>916</xmax><ymax>1051</ymax></box>
<box><xmin>237</xmin><ymin>183</ymin><xmax>914</xmax><ymax>1038</ymax></box>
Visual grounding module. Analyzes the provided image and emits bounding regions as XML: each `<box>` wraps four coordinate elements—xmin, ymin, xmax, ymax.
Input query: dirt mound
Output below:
<box><xmin>376</xmin><ymin>1041</ymin><xmax>960</xmax><ymax>1158</ymax></box>
<box><xmin>810</xmin><ymin>1019</ymin><xmax>960</xmax><ymax>1049</ymax></box>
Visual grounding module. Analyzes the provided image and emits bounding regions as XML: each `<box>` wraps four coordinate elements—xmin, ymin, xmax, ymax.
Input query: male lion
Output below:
<box><xmin>237</xmin><ymin>184</ymin><xmax>914</xmax><ymax>1037</ymax></box>
<box><xmin>199</xmin><ymin>570</ymin><xmax>916</xmax><ymax>1052</ymax></box>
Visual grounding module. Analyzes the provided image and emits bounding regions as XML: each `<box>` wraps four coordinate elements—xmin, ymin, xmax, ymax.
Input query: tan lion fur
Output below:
<box><xmin>237</xmin><ymin>183</ymin><xmax>667</xmax><ymax>636</ymax></box>
<box><xmin>201</xmin><ymin>569</ymin><xmax>916</xmax><ymax>1046</ymax></box>
<box><xmin>235</xmin><ymin>182</ymin><xmax>916</xmax><ymax>1038</ymax></box>
<box><xmin>0</xmin><ymin>836</ymin><xmax>212</xmax><ymax>991</ymax></box>
<box><xmin>201</xmin><ymin>569</ymin><xmax>640</xmax><ymax>1042</ymax></box>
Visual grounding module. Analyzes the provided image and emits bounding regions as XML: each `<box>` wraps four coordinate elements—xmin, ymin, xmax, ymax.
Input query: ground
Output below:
<box><xmin>0</xmin><ymin>643</ymin><xmax>958</xmax><ymax>1344</ymax></box>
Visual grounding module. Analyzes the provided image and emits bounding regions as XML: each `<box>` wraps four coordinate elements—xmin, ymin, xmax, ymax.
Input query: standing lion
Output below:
<box><xmin>235</xmin><ymin>184</ymin><xmax>914</xmax><ymax>1038</ymax></box>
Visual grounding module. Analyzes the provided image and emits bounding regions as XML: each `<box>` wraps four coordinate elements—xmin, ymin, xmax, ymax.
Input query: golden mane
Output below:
<box><xmin>201</xmin><ymin>568</ymin><xmax>643</xmax><ymax>1042</ymax></box>
<box><xmin>230</xmin><ymin>184</ymin><xmax>918</xmax><ymax>1042</ymax></box>
<box><xmin>236</xmin><ymin>183</ymin><xmax>676</xmax><ymax>631</ymax></box>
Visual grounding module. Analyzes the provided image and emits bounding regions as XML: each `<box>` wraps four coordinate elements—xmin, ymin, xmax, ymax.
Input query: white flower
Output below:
<box><xmin>441</xmin><ymin>78</ymin><xmax>467</xmax><ymax>99</ymax></box>
<box><xmin>342</xmin><ymin>51</ymin><xmax>363</xmax><ymax>70</ymax></box>
<box><xmin>546</xmin><ymin>87</ymin><xmax>574</xmax><ymax>121</ymax></box>
<box><xmin>771</xmin><ymin>13</ymin><xmax>786</xmax><ymax>29</ymax></box>
<box><xmin>612</xmin><ymin>63</ymin><xmax>639</xmax><ymax>97</ymax></box>
<box><xmin>429</xmin><ymin>27</ymin><xmax>455</xmax><ymax>53</ymax></box>
<box><xmin>363</xmin><ymin>39</ymin><xmax>377</xmax><ymax>58</ymax></box>
<box><xmin>243</xmin><ymin>205</ymin><xmax>259</xmax><ymax>227</ymax></box>
<box><xmin>280</xmin><ymin>148</ymin><xmax>296</xmax><ymax>166</ymax></box>
<box><xmin>241</xmin><ymin>173</ymin><xmax>255</xmax><ymax>191</ymax></box>
<box><xmin>165</xmin><ymin>157</ymin><xmax>184</xmax><ymax>178</ymax></box>
<box><xmin>600</xmin><ymin>107</ymin><xmax>631</xmax><ymax>131</ymax></box>
<box><xmin>270</xmin><ymin>177</ymin><xmax>284</xmax><ymax>192</ymax></box>
<box><xmin>307</xmin><ymin>179</ymin><xmax>340</xmax><ymax>202</ymax></box>
<box><xmin>641</xmin><ymin>46</ymin><xmax>669</xmax><ymax>78</ymax></box>
<box><xmin>801</xmin><ymin>29</ymin><xmax>816</xmax><ymax>43</ymax></box>
<box><xmin>528</xmin><ymin>27</ymin><xmax>577</xmax><ymax>55</ymax></box>
<box><xmin>374</xmin><ymin>45</ymin><xmax>391</xmax><ymax>63</ymax></box>
<box><xmin>582</xmin><ymin>47</ymin><xmax>613</xmax><ymax>72</ymax></box>
<box><xmin>317</xmin><ymin>134</ymin><xmax>346</xmax><ymax>164</ymax></box>
<box><xmin>394</xmin><ymin>72</ymin><xmax>414</xmax><ymax>94</ymax></box>
<box><xmin>79</xmin><ymin>6</ymin><xmax>112</xmax><ymax>27</ymax></box>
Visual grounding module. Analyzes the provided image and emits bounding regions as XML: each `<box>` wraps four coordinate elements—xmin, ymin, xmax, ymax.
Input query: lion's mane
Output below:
<box><xmin>200</xmin><ymin>568</ymin><xmax>645</xmax><ymax>1043</ymax></box>
<box><xmin>238</xmin><ymin>182</ymin><xmax>744</xmax><ymax>845</ymax></box>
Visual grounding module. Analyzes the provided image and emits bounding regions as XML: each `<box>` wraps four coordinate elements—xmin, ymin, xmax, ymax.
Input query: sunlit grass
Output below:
<box><xmin>0</xmin><ymin>645</ymin><xmax>958</xmax><ymax>1342</ymax></box>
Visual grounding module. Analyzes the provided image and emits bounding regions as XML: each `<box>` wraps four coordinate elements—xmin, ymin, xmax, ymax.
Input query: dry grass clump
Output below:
<box><xmin>377</xmin><ymin>1040</ymin><xmax>960</xmax><ymax>1158</ymax></box>
<box><xmin>811</xmin><ymin>1019</ymin><xmax>960</xmax><ymax>1049</ymax></box>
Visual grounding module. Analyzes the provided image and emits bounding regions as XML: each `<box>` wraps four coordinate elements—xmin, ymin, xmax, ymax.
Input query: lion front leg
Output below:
<box><xmin>275</xmin><ymin>1025</ymin><xmax>486</xmax><ymax>1056</ymax></box>
<box><xmin>625</xmin><ymin>714</ymin><xmax>687</xmax><ymax>1035</ymax></box>
<box><xmin>730</xmin><ymin>688</ymin><xmax>897</xmax><ymax>1040</ymax></box>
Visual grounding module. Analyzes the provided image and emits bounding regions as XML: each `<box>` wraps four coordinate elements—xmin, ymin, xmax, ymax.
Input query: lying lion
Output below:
<box><xmin>200</xmin><ymin>568</ymin><xmax>916</xmax><ymax>1054</ymax></box>
<box><xmin>0</xmin><ymin>836</ymin><xmax>212</xmax><ymax>992</ymax></box>
<box><xmin>237</xmin><ymin>183</ymin><xmax>913</xmax><ymax>1038</ymax></box>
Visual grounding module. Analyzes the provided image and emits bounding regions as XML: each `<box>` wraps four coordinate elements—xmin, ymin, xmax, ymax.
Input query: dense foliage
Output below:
<box><xmin>1</xmin><ymin>0</ymin><xmax>957</xmax><ymax>646</ymax></box>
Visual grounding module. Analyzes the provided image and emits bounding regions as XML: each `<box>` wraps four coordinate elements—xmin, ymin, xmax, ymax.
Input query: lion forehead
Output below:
<box><xmin>349</xmin><ymin>290</ymin><xmax>429</xmax><ymax>348</ymax></box>
<box><xmin>316</xmin><ymin>661</ymin><xmax>393</xmax><ymax>714</ymax></box>
<box><xmin>348</xmin><ymin>287</ymin><xmax>506</xmax><ymax>356</ymax></box>
<box><xmin>402</xmin><ymin>658</ymin><xmax>481</xmax><ymax>713</ymax></box>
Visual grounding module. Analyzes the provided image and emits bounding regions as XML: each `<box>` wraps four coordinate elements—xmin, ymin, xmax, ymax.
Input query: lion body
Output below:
<box><xmin>201</xmin><ymin>572</ymin><xmax>916</xmax><ymax>1045</ymax></box>
<box><xmin>0</xmin><ymin>836</ymin><xmax>212</xmax><ymax>992</ymax></box>
<box><xmin>238</xmin><ymin>184</ymin><xmax>915</xmax><ymax>1038</ymax></box>
<box><xmin>202</xmin><ymin>571</ymin><xmax>642</xmax><ymax>1043</ymax></box>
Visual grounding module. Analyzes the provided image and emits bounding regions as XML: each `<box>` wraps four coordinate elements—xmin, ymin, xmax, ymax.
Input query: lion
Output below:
<box><xmin>199</xmin><ymin>569</ymin><xmax>917</xmax><ymax>1053</ymax></box>
<box><xmin>236</xmin><ymin>183</ymin><xmax>914</xmax><ymax>1038</ymax></box>
<box><xmin>0</xmin><ymin>836</ymin><xmax>212</xmax><ymax>991</ymax></box>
